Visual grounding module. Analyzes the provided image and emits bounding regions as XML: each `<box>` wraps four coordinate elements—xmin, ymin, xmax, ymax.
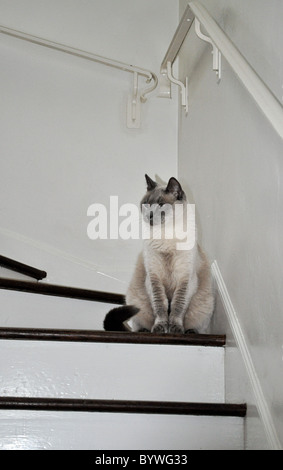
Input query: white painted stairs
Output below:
<box><xmin>0</xmin><ymin>256</ymin><xmax>246</xmax><ymax>450</ymax></box>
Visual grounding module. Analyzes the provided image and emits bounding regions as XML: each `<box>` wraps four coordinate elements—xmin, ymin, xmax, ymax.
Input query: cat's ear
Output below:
<box><xmin>166</xmin><ymin>177</ymin><xmax>185</xmax><ymax>200</ymax></box>
<box><xmin>145</xmin><ymin>174</ymin><xmax>157</xmax><ymax>191</ymax></box>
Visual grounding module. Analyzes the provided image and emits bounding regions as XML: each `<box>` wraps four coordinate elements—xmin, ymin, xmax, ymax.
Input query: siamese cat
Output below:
<box><xmin>104</xmin><ymin>175</ymin><xmax>214</xmax><ymax>334</ymax></box>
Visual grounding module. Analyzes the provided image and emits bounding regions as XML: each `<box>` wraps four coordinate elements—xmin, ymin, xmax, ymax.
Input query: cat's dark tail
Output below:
<box><xmin>103</xmin><ymin>305</ymin><xmax>139</xmax><ymax>331</ymax></box>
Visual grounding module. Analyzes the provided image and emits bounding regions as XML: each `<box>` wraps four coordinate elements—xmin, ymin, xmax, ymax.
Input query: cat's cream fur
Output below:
<box><xmin>104</xmin><ymin>175</ymin><xmax>214</xmax><ymax>334</ymax></box>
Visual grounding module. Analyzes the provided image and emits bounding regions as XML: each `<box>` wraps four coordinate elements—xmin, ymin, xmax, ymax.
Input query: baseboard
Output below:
<box><xmin>211</xmin><ymin>260</ymin><xmax>281</xmax><ymax>450</ymax></box>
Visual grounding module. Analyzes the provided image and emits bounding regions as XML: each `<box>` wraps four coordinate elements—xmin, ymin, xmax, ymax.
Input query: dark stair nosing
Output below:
<box><xmin>0</xmin><ymin>397</ymin><xmax>247</xmax><ymax>417</ymax></box>
<box><xmin>0</xmin><ymin>255</ymin><xmax>47</xmax><ymax>281</ymax></box>
<box><xmin>0</xmin><ymin>327</ymin><xmax>226</xmax><ymax>347</ymax></box>
<box><xmin>0</xmin><ymin>278</ymin><xmax>125</xmax><ymax>305</ymax></box>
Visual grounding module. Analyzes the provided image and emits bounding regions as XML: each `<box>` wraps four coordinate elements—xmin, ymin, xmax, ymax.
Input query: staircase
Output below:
<box><xmin>0</xmin><ymin>256</ymin><xmax>246</xmax><ymax>450</ymax></box>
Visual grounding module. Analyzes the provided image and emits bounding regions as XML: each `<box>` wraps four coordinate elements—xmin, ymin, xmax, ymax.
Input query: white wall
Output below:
<box><xmin>178</xmin><ymin>0</ymin><xmax>283</xmax><ymax>449</ymax></box>
<box><xmin>0</xmin><ymin>0</ymin><xmax>178</xmax><ymax>292</ymax></box>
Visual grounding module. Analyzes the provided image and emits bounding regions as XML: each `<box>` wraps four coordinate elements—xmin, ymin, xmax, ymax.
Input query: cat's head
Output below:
<box><xmin>141</xmin><ymin>174</ymin><xmax>186</xmax><ymax>226</ymax></box>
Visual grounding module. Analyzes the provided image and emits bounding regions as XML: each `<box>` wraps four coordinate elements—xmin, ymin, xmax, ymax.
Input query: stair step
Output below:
<box><xmin>0</xmin><ymin>279</ymin><xmax>125</xmax><ymax>330</ymax></box>
<box><xmin>0</xmin><ymin>327</ymin><xmax>226</xmax><ymax>346</ymax></box>
<box><xmin>0</xmin><ymin>256</ymin><xmax>47</xmax><ymax>281</ymax></box>
<box><xmin>0</xmin><ymin>278</ymin><xmax>125</xmax><ymax>304</ymax></box>
<box><xmin>0</xmin><ymin>328</ymin><xmax>225</xmax><ymax>403</ymax></box>
<box><xmin>0</xmin><ymin>397</ymin><xmax>246</xmax><ymax>416</ymax></box>
<box><xmin>0</xmin><ymin>275</ymin><xmax>242</xmax><ymax>449</ymax></box>
<box><xmin>0</xmin><ymin>398</ymin><xmax>246</xmax><ymax>450</ymax></box>
<box><xmin>0</xmin><ymin>289</ymin><xmax>114</xmax><ymax>331</ymax></box>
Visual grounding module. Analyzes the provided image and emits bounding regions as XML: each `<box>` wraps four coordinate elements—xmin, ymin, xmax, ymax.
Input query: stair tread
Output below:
<box><xmin>0</xmin><ymin>255</ymin><xmax>47</xmax><ymax>280</ymax></box>
<box><xmin>0</xmin><ymin>278</ymin><xmax>125</xmax><ymax>304</ymax></box>
<box><xmin>0</xmin><ymin>327</ymin><xmax>226</xmax><ymax>346</ymax></box>
<box><xmin>0</xmin><ymin>397</ymin><xmax>246</xmax><ymax>416</ymax></box>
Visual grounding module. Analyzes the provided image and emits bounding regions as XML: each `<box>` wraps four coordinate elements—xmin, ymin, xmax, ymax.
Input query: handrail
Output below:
<box><xmin>161</xmin><ymin>1</ymin><xmax>283</xmax><ymax>140</ymax></box>
<box><xmin>161</xmin><ymin>5</ymin><xmax>195</xmax><ymax>75</ymax></box>
<box><xmin>0</xmin><ymin>24</ymin><xmax>158</xmax><ymax>128</ymax></box>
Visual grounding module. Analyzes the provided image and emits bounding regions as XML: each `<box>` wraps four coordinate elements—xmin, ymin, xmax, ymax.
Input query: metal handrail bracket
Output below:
<box><xmin>159</xmin><ymin>1</ymin><xmax>283</xmax><ymax>140</ymax></box>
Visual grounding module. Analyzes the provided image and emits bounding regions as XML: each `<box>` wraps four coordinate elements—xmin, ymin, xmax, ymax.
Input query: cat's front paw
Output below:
<box><xmin>151</xmin><ymin>321</ymin><xmax>168</xmax><ymax>334</ymax></box>
<box><xmin>169</xmin><ymin>322</ymin><xmax>185</xmax><ymax>334</ymax></box>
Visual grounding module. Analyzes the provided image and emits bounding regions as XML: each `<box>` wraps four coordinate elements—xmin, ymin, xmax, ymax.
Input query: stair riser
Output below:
<box><xmin>0</xmin><ymin>289</ymin><xmax>109</xmax><ymax>330</ymax></box>
<box><xmin>0</xmin><ymin>410</ymin><xmax>244</xmax><ymax>450</ymax></box>
<box><xmin>0</xmin><ymin>340</ymin><xmax>225</xmax><ymax>403</ymax></box>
